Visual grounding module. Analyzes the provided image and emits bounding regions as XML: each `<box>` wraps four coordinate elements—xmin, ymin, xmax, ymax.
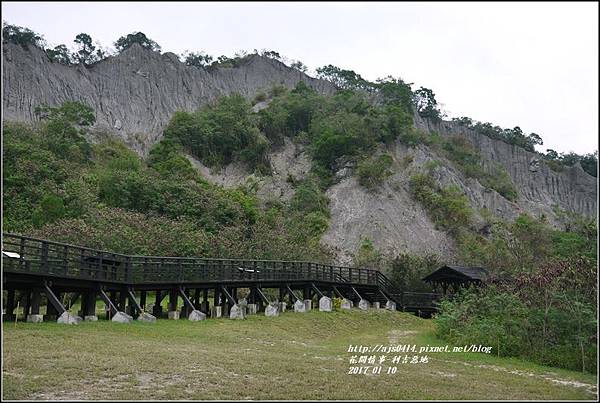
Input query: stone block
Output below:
<box><xmin>27</xmin><ymin>314</ymin><xmax>44</xmax><ymax>323</ymax></box>
<box><xmin>57</xmin><ymin>311</ymin><xmax>82</xmax><ymax>324</ymax></box>
<box><xmin>294</xmin><ymin>299</ymin><xmax>307</xmax><ymax>313</ymax></box>
<box><xmin>341</xmin><ymin>299</ymin><xmax>353</xmax><ymax>310</ymax></box>
<box><xmin>211</xmin><ymin>306</ymin><xmax>222</xmax><ymax>318</ymax></box>
<box><xmin>168</xmin><ymin>310</ymin><xmax>180</xmax><ymax>320</ymax></box>
<box><xmin>188</xmin><ymin>309</ymin><xmax>207</xmax><ymax>321</ymax></box>
<box><xmin>304</xmin><ymin>299</ymin><xmax>312</xmax><ymax>311</ymax></box>
<box><xmin>137</xmin><ymin>312</ymin><xmax>157</xmax><ymax>322</ymax></box>
<box><xmin>84</xmin><ymin>315</ymin><xmax>99</xmax><ymax>322</ymax></box>
<box><xmin>265</xmin><ymin>302</ymin><xmax>279</xmax><ymax>317</ymax></box>
<box><xmin>229</xmin><ymin>304</ymin><xmax>246</xmax><ymax>320</ymax></box>
<box><xmin>385</xmin><ymin>300</ymin><xmax>397</xmax><ymax>311</ymax></box>
<box><xmin>373</xmin><ymin>302</ymin><xmax>381</xmax><ymax>309</ymax></box>
<box><xmin>279</xmin><ymin>302</ymin><xmax>287</xmax><ymax>313</ymax></box>
<box><xmin>358</xmin><ymin>299</ymin><xmax>370</xmax><ymax>310</ymax></box>
<box><xmin>247</xmin><ymin>303</ymin><xmax>258</xmax><ymax>315</ymax></box>
<box><xmin>111</xmin><ymin>311</ymin><xmax>132</xmax><ymax>323</ymax></box>
<box><xmin>319</xmin><ymin>296</ymin><xmax>333</xmax><ymax>312</ymax></box>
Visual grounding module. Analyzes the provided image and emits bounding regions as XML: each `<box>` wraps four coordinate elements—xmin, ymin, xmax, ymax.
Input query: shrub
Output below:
<box><xmin>356</xmin><ymin>154</ymin><xmax>393</xmax><ymax>190</ymax></box>
<box><xmin>409</xmin><ymin>172</ymin><xmax>472</xmax><ymax>233</ymax></box>
<box><xmin>164</xmin><ymin>94</ymin><xmax>271</xmax><ymax>171</ymax></box>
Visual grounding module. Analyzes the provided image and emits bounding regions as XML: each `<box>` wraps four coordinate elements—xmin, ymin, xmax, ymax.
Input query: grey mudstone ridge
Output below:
<box><xmin>294</xmin><ymin>299</ymin><xmax>307</xmax><ymax>313</ymax></box>
<box><xmin>137</xmin><ymin>312</ymin><xmax>157</xmax><ymax>322</ymax></box>
<box><xmin>341</xmin><ymin>299</ymin><xmax>353</xmax><ymax>310</ymax></box>
<box><xmin>265</xmin><ymin>302</ymin><xmax>280</xmax><ymax>317</ymax></box>
<box><xmin>188</xmin><ymin>309</ymin><xmax>206</xmax><ymax>321</ymax></box>
<box><xmin>229</xmin><ymin>304</ymin><xmax>246</xmax><ymax>320</ymax></box>
<box><xmin>2</xmin><ymin>43</ymin><xmax>335</xmax><ymax>156</ymax></box>
<box><xmin>111</xmin><ymin>311</ymin><xmax>133</xmax><ymax>323</ymax></box>
<box><xmin>319</xmin><ymin>296</ymin><xmax>333</xmax><ymax>312</ymax></box>
<box><xmin>57</xmin><ymin>311</ymin><xmax>82</xmax><ymax>324</ymax></box>
<box><xmin>358</xmin><ymin>299</ymin><xmax>370</xmax><ymax>310</ymax></box>
<box><xmin>27</xmin><ymin>314</ymin><xmax>43</xmax><ymax>323</ymax></box>
<box><xmin>385</xmin><ymin>300</ymin><xmax>397</xmax><ymax>311</ymax></box>
<box><xmin>3</xmin><ymin>41</ymin><xmax>596</xmax><ymax>266</ymax></box>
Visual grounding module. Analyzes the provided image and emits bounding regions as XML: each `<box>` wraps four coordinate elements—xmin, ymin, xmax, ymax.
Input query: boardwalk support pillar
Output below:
<box><xmin>128</xmin><ymin>288</ymin><xmax>156</xmax><ymax>322</ymax></box>
<box><xmin>99</xmin><ymin>289</ymin><xmax>131</xmax><ymax>323</ymax></box>
<box><xmin>178</xmin><ymin>287</ymin><xmax>206</xmax><ymax>321</ymax></box>
<box><xmin>221</xmin><ymin>286</ymin><xmax>245</xmax><ymax>320</ymax></box>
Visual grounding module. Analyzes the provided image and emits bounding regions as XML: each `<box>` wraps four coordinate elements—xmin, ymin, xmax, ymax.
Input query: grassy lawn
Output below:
<box><xmin>2</xmin><ymin>309</ymin><xmax>597</xmax><ymax>400</ymax></box>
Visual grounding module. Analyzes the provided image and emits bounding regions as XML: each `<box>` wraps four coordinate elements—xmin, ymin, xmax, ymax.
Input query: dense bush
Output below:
<box><xmin>3</xmin><ymin>114</ymin><xmax>331</xmax><ymax>263</ymax></box>
<box><xmin>356</xmin><ymin>154</ymin><xmax>393</xmax><ymax>190</ymax></box>
<box><xmin>409</xmin><ymin>172</ymin><xmax>472</xmax><ymax>234</ymax></box>
<box><xmin>435</xmin><ymin>257</ymin><xmax>597</xmax><ymax>373</ymax></box>
<box><xmin>385</xmin><ymin>253</ymin><xmax>441</xmax><ymax>292</ymax></box>
<box><xmin>164</xmin><ymin>94</ymin><xmax>271</xmax><ymax>173</ymax></box>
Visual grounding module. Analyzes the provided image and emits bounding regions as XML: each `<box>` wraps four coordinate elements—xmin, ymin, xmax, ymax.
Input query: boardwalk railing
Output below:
<box><xmin>2</xmin><ymin>233</ymin><xmax>443</xmax><ymax>312</ymax></box>
<box><xmin>1</xmin><ymin>233</ymin><xmax>379</xmax><ymax>286</ymax></box>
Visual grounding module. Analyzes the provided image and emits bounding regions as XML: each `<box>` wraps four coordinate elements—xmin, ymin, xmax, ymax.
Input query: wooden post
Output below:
<box><xmin>22</xmin><ymin>290</ymin><xmax>31</xmax><ymax>322</ymax></box>
<box><xmin>169</xmin><ymin>289</ymin><xmax>178</xmax><ymax>312</ymax></box>
<box><xmin>30</xmin><ymin>289</ymin><xmax>41</xmax><ymax>315</ymax></box>
<box><xmin>153</xmin><ymin>290</ymin><xmax>163</xmax><ymax>318</ymax></box>
<box><xmin>5</xmin><ymin>289</ymin><xmax>15</xmax><ymax>321</ymax></box>
<box><xmin>140</xmin><ymin>291</ymin><xmax>147</xmax><ymax>311</ymax></box>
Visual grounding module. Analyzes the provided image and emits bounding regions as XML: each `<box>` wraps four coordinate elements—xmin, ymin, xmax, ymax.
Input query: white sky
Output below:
<box><xmin>2</xmin><ymin>1</ymin><xmax>598</xmax><ymax>154</ymax></box>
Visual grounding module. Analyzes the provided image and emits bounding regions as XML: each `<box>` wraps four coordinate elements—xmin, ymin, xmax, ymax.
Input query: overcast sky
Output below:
<box><xmin>3</xmin><ymin>1</ymin><xmax>598</xmax><ymax>154</ymax></box>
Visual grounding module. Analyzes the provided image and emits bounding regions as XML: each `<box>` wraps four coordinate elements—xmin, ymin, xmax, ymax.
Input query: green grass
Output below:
<box><xmin>3</xmin><ymin>309</ymin><xmax>597</xmax><ymax>400</ymax></box>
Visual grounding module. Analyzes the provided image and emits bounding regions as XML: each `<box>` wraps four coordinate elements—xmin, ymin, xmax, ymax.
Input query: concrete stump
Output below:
<box><xmin>27</xmin><ymin>314</ymin><xmax>44</xmax><ymax>323</ymax></box>
<box><xmin>279</xmin><ymin>302</ymin><xmax>287</xmax><ymax>313</ymax></box>
<box><xmin>57</xmin><ymin>311</ymin><xmax>82</xmax><ymax>324</ymax></box>
<box><xmin>247</xmin><ymin>304</ymin><xmax>258</xmax><ymax>315</ymax></box>
<box><xmin>188</xmin><ymin>309</ymin><xmax>207</xmax><ymax>321</ymax></box>
<box><xmin>385</xmin><ymin>300</ymin><xmax>397</xmax><ymax>311</ymax></box>
<box><xmin>319</xmin><ymin>296</ymin><xmax>333</xmax><ymax>312</ymax></box>
<box><xmin>341</xmin><ymin>299</ymin><xmax>353</xmax><ymax>310</ymax></box>
<box><xmin>358</xmin><ymin>299</ymin><xmax>370</xmax><ymax>310</ymax></box>
<box><xmin>211</xmin><ymin>306</ymin><xmax>222</xmax><ymax>318</ymax></box>
<box><xmin>229</xmin><ymin>304</ymin><xmax>246</xmax><ymax>320</ymax></box>
<box><xmin>84</xmin><ymin>315</ymin><xmax>99</xmax><ymax>322</ymax></box>
<box><xmin>294</xmin><ymin>299</ymin><xmax>307</xmax><ymax>313</ymax></box>
<box><xmin>137</xmin><ymin>312</ymin><xmax>157</xmax><ymax>322</ymax></box>
<box><xmin>265</xmin><ymin>303</ymin><xmax>279</xmax><ymax>317</ymax></box>
<box><xmin>373</xmin><ymin>302</ymin><xmax>381</xmax><ymax>309</ymax></box>
<box><xmin>304</xmin><ymin>299</ymin><xmax>312</xmax><ymax>311</ymax></box>
<box><xmin>168</xmin><ymin>311</ymin><xmax>180</xmax><ymax>320</ymax></box>
<box><xmin>111</xmin><ymin>311</ymin><xmax>132</xmax><ymax>323</ymax></box>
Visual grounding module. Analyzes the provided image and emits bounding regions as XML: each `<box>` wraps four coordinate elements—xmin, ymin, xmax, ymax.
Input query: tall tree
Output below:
<box><xmin>114</xmin><ymin>31</ymin><xmax>161</xmax><ymax>53</ymax></box>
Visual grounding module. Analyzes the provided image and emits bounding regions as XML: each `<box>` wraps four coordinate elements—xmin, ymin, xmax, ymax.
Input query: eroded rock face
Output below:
<box><xmin>2</xmin><ymin>43</ymin><xmax>336</xmax><ymax>155</ymax></box>
<box><xmin>4</xmin><ymin>42</ymin><xmax>596</xmax><ymax>266</ymax></box>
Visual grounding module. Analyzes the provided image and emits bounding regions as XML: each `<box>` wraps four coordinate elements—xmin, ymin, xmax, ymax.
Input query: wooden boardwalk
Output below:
<box><xmin>2</xmin><ymin>233</ymin><xmax>441</xmax><ymax>322</ymax></box>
